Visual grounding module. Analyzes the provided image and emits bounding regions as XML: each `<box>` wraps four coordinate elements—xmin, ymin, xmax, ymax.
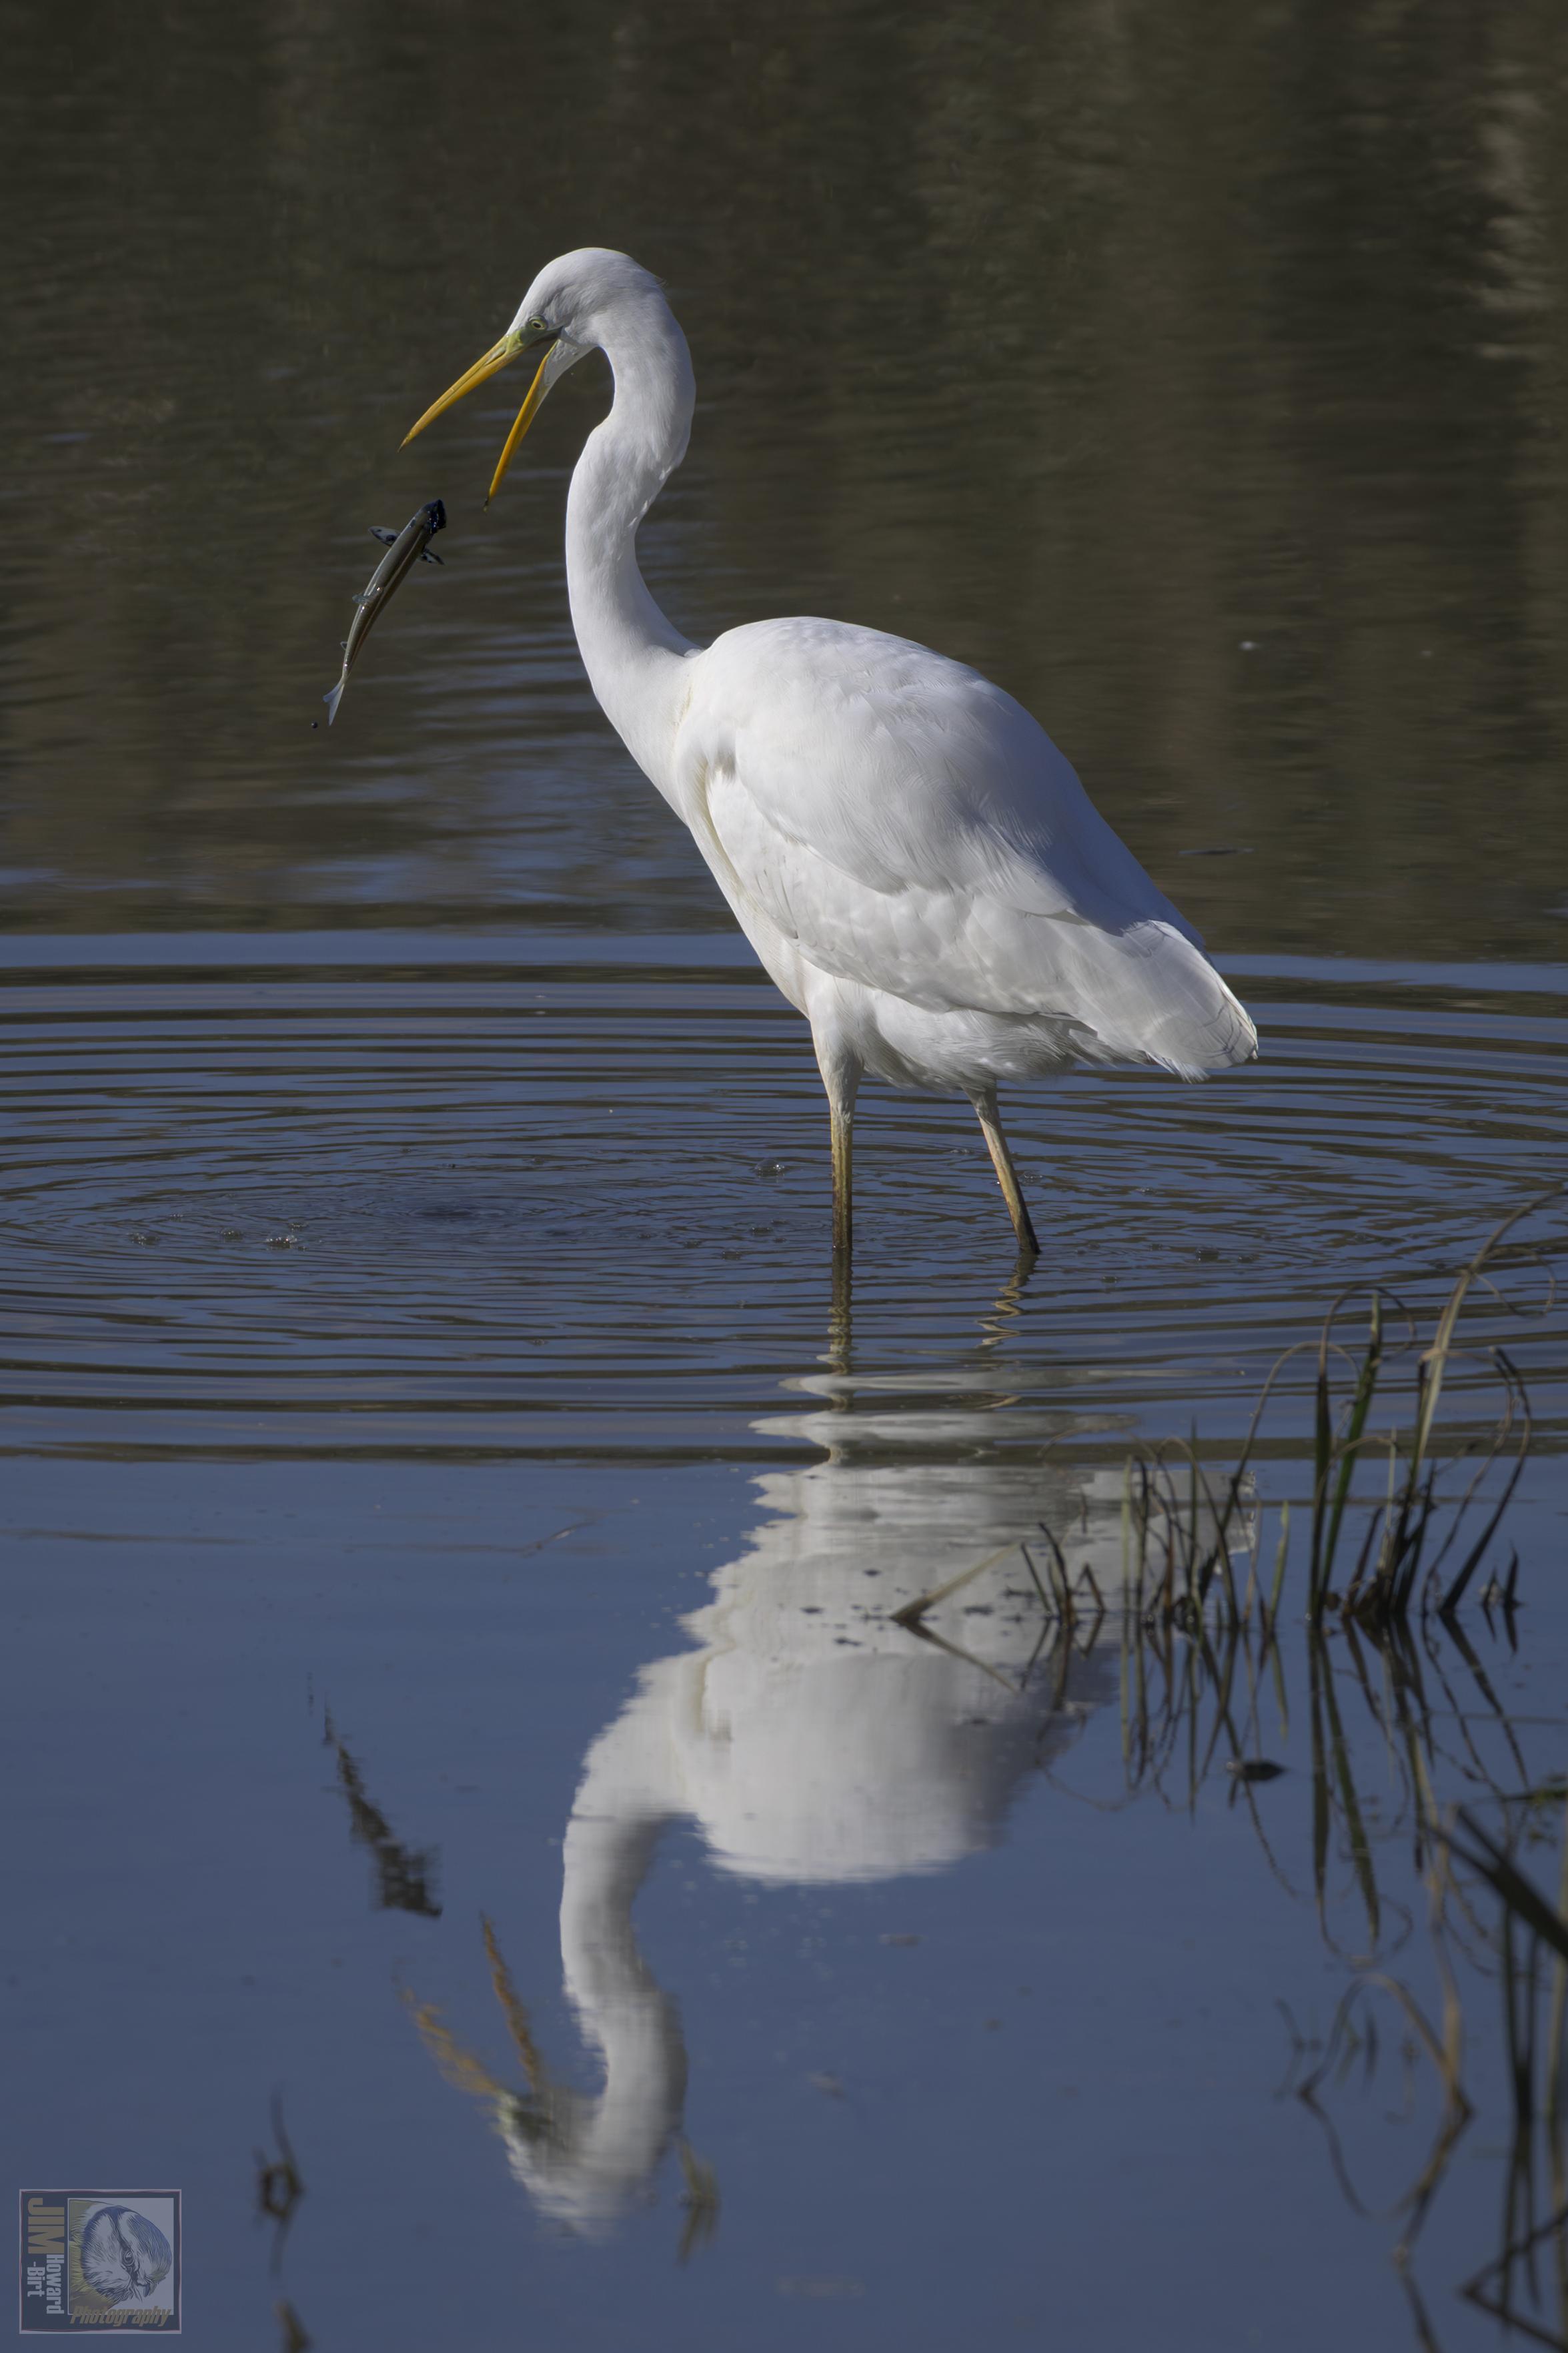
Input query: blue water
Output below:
<box><xmin>5</xmin><ymin>930</ymin><xmax>1568</xmax><ymax>2347</ymax></box>
<box><xmin>9</xmin><ymin>1</ymin><xmax>1568</xmax><ymax>2339</ymax></box>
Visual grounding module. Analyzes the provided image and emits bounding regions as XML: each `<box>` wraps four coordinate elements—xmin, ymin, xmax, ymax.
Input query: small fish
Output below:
<box><xmin>323</xmin><ymin>498</ymin><xmax>446</xmax><ymax>725</ymax></box>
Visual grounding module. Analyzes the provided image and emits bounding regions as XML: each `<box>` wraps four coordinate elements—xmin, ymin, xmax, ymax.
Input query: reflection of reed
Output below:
<box><xmin>1441</xmin><ymin>1804</ymin><xmax>1568</xmax><ymax>2349</ymax></box>
<box><xmin>927</xmin><ymin>1210</ymin><xmax>1564</xmax><ymax>2344</ymax></box>
<box><xmin>253</xmin><ymin>2093</ymin><xmax>305</xmax><ymax>2274</ymax></box>
<box><xmin>324</xmin><ymin>1711</ymin><xmax>442</xmax><ymax>1920</ymax></box>
<box><xmin>1103</xmin><ymin>1580</ymin><xmax>1568</xmax><ymax>2349</ymax></box>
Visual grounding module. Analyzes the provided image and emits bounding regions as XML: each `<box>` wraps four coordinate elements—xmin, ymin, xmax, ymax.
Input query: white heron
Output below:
<box><xmin>404</xmin><ymin>249</ymin><xmax>1257</xmax><ymax>1256</ymax></box>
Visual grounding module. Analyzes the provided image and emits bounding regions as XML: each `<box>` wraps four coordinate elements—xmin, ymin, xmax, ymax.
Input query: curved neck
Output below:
<box><xmin>566</xmin><ymin>306</ymin><xmax>697</xmax><ymax>795</ymax></box>
<box><xmin>547</xmin><ymin>1704</ymin><xmax>687</xmax><ymax>2214</ymax></box>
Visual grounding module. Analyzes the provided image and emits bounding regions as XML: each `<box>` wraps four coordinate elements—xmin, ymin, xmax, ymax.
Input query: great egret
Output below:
<box><xmin>405</xmin><ymin>249</ymin><xmax>1257</xmax><ymax>1256</ymax></box>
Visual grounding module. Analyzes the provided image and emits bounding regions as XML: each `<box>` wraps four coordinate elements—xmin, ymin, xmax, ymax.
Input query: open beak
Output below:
<box><xmin>403</xmin><ymin>326</ymin><xmax>578</xmax><ymax>505</ymax></box>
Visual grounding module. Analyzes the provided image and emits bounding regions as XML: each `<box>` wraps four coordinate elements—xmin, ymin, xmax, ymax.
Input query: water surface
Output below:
<box><xmin>5</xmin><ymin>5</ymin><xmax>1568</xmax><ymax>2348</ymax></box>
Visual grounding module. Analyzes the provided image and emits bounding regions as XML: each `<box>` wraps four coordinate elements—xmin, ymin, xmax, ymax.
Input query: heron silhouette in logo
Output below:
<box><xmin>79</xmin><ymin>2206</ymin><xmax>172</xmax><ymax>2305</ymax></box>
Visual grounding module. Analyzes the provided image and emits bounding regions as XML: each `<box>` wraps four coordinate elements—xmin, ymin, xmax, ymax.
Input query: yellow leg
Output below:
<box><xmin>828</xmin><ymin>1242</ymin><xmax>853</xmax><ymax>1374</ymax></box>
<box><xmin>813</xmin><ymin>1031</ymin><xmax>862</xmax><ymax>1262</ymax></box>
<box><xmin>972</xmin><ymin>1091</ymin><xmax>1038</xmax><ymax>1258</ymax></box>
<box><xmin>830</xmin><ymin>1100</ymin><xmax>853</xmax><ymax>1258</ymax></box>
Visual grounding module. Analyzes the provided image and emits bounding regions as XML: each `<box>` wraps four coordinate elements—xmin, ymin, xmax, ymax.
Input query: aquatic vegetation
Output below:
<box><xmin>900</xmin><ymin>1192</ymin><xmax>1557</xmax><ymax>1645</ymax></box>
<box><xmin>1036</xmin><ymin>1558</ymin><xmax>1568</xmax><ymax>2345</ymax></box>
<box><xmin>890</xmin><ymin>1200</ymin><xmax>1568</xmax><ymax>2344</ymax></box>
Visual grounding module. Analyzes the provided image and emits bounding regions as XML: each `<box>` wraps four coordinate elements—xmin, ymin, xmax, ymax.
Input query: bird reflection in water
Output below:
<box><xmin>406</xmin><ymin>1286</ymin><xmax>1140</xmax><ymax>2239</ymax></box>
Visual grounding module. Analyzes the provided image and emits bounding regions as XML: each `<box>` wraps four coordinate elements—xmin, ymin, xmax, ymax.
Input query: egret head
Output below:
<box><xmin>402</xmin><ymin>248</ymin><xmax>669</xmax><ymax>504</ymax></box>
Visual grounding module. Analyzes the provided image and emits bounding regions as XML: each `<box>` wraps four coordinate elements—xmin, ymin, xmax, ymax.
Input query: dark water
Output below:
<box><xmin>6</xmin><ymin>5</ymin><xmax>1568</xmax><ymax>2348</ymax></box>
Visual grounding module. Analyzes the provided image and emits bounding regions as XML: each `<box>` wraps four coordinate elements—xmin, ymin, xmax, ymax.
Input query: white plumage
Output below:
<box><xmin>406</xmin><ymin>248</ymin><xmax>1257</xmax><ymax>1252</ymax></box>
<box><xmin>690</xmin><ymin>617</ymin><xmax>1255</xmax><ymax>1083</ymax></box>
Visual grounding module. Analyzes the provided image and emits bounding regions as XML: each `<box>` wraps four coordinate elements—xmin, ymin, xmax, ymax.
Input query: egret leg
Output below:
<box><xmin>830</xmin><ymin>1101</ymin><xmax>854</xmax><ymax>1258</ymax></box>
<box><xmin>969</xmin><ymin>1087</ymin><xmax>1039</xmax><ymax>1258</ymax></box>
<box><xmin>813</xmin><ymin>1033</ymin><xmax>862</xmax><ymax>1262</ymax></box>
<box><xmin>829</xmin><ymin>1238</ymin><xmax>853</xmax><ymax>1372</ymax></box>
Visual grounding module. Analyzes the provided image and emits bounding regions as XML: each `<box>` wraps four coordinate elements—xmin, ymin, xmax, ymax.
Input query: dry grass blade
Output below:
<box><xmin>399</xmin><ymin>1983</ymin><xmax>509</xmax><ymax>2101</ymax></box>
<box><xmin>482</xmin><ymin>1913</ymin><xmax>548</xmax><ymax>2091</ymax></box>
<box><xmin>1317</xmin><ymin>1295</ymin><xmax>1385</xmax><ymax>1602</ymax></box>
<box><xmin>1413</xmin><ymin>1193</ymin><xmax>1556</xmax><ymax>1474</ymax></box>
<box><xmin>1437</xmin><ymin>1354</ymin><xmax>1532</xmax><ymax>1617</ymax></box>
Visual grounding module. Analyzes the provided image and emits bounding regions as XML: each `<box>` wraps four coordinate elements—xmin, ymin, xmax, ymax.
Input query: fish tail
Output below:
<box><xmin>323</xmin><ymin>678</ymin><xmax>345</xmax><ymax>726</ymax></box>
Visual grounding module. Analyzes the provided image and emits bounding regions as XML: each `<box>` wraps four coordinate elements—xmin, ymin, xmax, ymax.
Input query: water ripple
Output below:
<box><xmin>3</xmin><ymin>936</ymin><xmax>1565</xmax><ymax>1457</ymax></box>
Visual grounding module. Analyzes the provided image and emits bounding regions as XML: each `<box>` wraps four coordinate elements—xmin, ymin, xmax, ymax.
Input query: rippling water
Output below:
<box><xmin>9</xmin><ymin>5</ymin><xmax>1568</xmax><ymax>2348</ymax></box>
<box><xmin>7</xmin><ymin>933</ymin><xmax>1567</xmax><ymax>1460</ymax></box>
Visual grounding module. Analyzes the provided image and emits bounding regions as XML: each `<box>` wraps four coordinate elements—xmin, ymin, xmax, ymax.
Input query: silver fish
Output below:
<box><xmin>323</xmin><ymin>498</ymin><xmax>447</xmax><ymax>724</ymax></box>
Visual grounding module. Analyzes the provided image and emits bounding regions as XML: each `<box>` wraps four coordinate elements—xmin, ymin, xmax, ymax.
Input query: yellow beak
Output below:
<box><xmin>402</xmin><ymin>330</ymin><xmax>524</xmax><ymax>445</ymax></box>
<box><xmin>402</xmin><ymin>329</ymin><xmax>562</xmax><ymax>506</ymax></box>
<box><xmin>480</xmin><ymin>344</ymin><xmax>562</xmax><ymax>506</ymax></box>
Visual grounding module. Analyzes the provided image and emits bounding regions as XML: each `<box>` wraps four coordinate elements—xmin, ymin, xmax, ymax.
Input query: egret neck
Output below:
<box><xmin>563</xmin><ymin>303</ymin><xmax>696</xmax><ymax>797</ymax></box>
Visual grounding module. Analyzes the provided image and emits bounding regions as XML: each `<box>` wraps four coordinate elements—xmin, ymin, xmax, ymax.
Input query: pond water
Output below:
<box><xmin>5</xmin><ymin>5</ymin><xmax>1568</xmax><ymax>2349</ymax></box>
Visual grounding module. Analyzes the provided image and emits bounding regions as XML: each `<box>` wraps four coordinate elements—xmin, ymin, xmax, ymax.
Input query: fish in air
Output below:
<box><xmin>323</xmin><ymin>498</ymin><xmax>447</xmax><ymax>724</ymax></box>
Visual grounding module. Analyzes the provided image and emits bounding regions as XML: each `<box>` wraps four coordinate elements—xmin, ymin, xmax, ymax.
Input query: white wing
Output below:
<box><xmin>680</xmin><ymin>618</ymin><xmax>1255</xmax><ymax>1076</ymax></box>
